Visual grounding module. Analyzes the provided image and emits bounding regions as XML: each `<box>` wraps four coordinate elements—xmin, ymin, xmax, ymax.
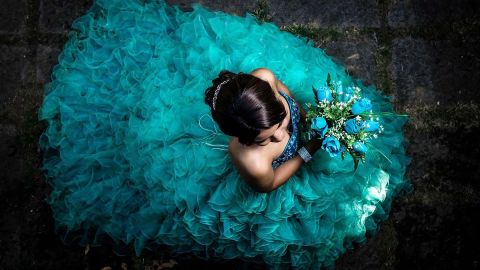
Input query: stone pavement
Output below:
<box><xmin>1</xmin><ymin>0</ymin><xmax>479</xmax><ymax>269</ymax></box>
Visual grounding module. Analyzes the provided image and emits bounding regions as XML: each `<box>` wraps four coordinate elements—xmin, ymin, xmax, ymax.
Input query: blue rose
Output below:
<box><xmin>321</xmin><ymin>136</ymin><xmax>343</xmax><ymax>157</ymax></box>
<box><xmin>352</xmin><ymin>141</ymin><xmax>368</xmax><ymax>154</ymax></box>
<box><xmin>344</xmin><ymin>118</ymin><xmax>364</xmax><ymax>134</ymax></box>
<box><xmin>338</xmin><ymin>86</ymin><xmax>355</xmax><ymax>102</ymax></box>
<box><xmin>363</xmin><ymin>120</ymin><xmax>380</xmax><ymax>132</ymax></box>
<box><xmin>351</xmin><ymin>98</ymin><xmax>372</xmax><ymax>115</ymax></box>
<box><xmin>314</xmin><ymin>86</ymin><xmax>333</xmax><ymax>102</ymax></box>
<box><xmin>310</xmin><ymin>117</ymin><xmax>328</xmax><ymax>138</ymax></box>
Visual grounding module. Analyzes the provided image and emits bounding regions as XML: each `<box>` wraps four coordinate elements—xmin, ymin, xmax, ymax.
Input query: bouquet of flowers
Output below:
<box><xmin>301</xmin><ymin>74</ymin><xmax>398</xmax><ymax>171</ymax></box>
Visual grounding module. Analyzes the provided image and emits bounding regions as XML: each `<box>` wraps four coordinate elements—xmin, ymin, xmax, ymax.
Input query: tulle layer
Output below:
<box><xmin>38</xmin><ymin>0</ymin><xmax>412</xmax><ymax>269</ymax></box>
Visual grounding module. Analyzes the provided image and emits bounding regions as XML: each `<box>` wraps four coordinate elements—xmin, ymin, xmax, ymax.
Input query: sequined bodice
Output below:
<box><xmin>271</xmin><ymin>91</ymin><xmax>301</xmax><ymax>169</ymax></box>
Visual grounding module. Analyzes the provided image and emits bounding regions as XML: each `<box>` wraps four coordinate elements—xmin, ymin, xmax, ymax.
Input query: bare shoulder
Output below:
<box><xmin>250</xmin><ymin>67</ymin><xmax>278</xmax><ymax>91</ymax></box>
<box><xmin>228</xmin><ymin>141</ymin><xmax>274</xmax><ymax>193</ymax></box>
<box><xmin>250</xmin><ymin>67</ymin><xmax>293</xmax><ymax>97</ymax></box>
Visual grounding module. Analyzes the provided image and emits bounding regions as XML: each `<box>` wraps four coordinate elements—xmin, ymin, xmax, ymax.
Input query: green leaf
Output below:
<box><xmin>312</xmin><ymin>86</ymin><xmax>318</xmax><ymax>102</ymax></box>
<box><xmin>348</xmin><ymin>150</ymin><xmax>362</xmax><ymax>171</ymax></box>
<box><xmin>354</xmin><ymin>157</ymin><xmax>359</xmax><ymax>171</ymax></box>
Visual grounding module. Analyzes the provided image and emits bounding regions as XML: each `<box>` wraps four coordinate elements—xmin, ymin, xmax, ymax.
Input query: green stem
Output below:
<box><xmin>361</xmin><ymin>112</ymin><xmax>409</xmax><ymax>117</ymax></box>
<box><xmin>365</xmin><ymin>141</ymin><xmax>393</xmax><ymax>164</ymax></box>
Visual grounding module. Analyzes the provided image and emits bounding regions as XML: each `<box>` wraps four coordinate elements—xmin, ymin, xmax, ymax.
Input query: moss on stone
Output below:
<box><xmin>280</xmin><ymin>22</ymin><xmax>344</xmax><ymax>46</ymax></box>
<box><xmin>404</xmin><ymin>102</ymin><xmax>480</xmax><ymax>132</ymax></box>
<box><xmin>250</xmin><ymin>0</ymin><xmax>272</xmax><ymax>23</ymax></box>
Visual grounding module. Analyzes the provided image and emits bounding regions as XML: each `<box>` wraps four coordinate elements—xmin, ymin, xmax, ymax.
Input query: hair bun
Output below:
<box><xmin>217</xmin><ymin>70</ymin><xmax>238</xmax><ymax>82</ymax></box>
<box><xmin>204</xmin><ymin>70</ymin><xmax>246</xmax><ymax>109</ymax></box>
<box><xmin>204</xmin><ymin>70</ymin><xmax>234</xmax><ymax>108</ymax></box>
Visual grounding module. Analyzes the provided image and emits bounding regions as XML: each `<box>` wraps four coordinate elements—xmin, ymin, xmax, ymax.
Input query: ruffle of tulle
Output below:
<box><xmin>38</xmin><ymin>0</ymin><xmax>412</xmax><ymax>269</ymax></box>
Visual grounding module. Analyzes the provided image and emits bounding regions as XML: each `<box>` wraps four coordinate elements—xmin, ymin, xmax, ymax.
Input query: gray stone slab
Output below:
<box><xmin>323</xmin><ymin>40</ymin><xmax>379</xmax><ymax>88</ymax></box>
<box><xmin>388</xmin><ymin>0</ymin><xmax>480</xmax><ymax>28</ymax></box>
<box><xmin>166</xmin><ymin>0</ymin><xmax>258</xmax><ymax>16</ymax></box>
<box><xmin>0</xmin><ymin>45</ymin><xmax>33</xmax><ymax>107</ymax></box>
<box><xmin>167</xmin><ymin>0</ymin><xmax>381</xmax><ymax>28</ymax></box>
<box><xmin>390</xmin><ymin>37</ymin><xmax>435</xmax><ymax>106</ymax></box>
<box><xmin>0</xmin><ymin>0</ymin><xmax>27</xmax><ymax>35</ymax></box>
<box><xmin>38</xmin><ymin>0</ymin><xmax>77</xmax><ymax>34</ymax></box>
<box><xmin>0</xmin><ymin>124</ymin><xmax>23</xmax><ymax>222</ymax></box>
<box><xmin>39</xmin><ymin>0</ymin><xmax>257</xmax><ymax>34</ymax></box>
<box><xmin>38</xmin><ymin>0</ymin><xmax>93</xmax><ymax>34</ymax></box>
<box><xmin>390</xmin><ymin>37</ymin><xmax>480</xmax><ymax>107</ymax></box>
<box><xmin>266</xmin><ymin>0</ymin><xmax>381</xmax><ymax>28</ymax></box>
<box><xmin>36</xmin><ymin>45</ymin><xmax>61</xmax><ymax>85</ymax></box>
<box><xmin>0</xmin><ymin>123</ymin><xmax>21</xmax><ymax>195</ymax></box>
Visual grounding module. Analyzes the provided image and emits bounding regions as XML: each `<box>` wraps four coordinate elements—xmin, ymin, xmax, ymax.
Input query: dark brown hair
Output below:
<box><xmin>204</xmin><ymin>70</ymin><xmax>287</xmax><ymax>145</ymax></box>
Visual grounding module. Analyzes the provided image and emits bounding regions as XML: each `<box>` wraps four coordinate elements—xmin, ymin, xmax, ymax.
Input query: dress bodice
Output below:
<box><xmin>271</xmin><ymin>91</ymin><xmax>301</xmax><ymax>169</ymax></box>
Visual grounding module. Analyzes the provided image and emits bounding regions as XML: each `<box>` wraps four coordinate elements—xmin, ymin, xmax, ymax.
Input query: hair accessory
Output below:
<box><xmin>212</xmin><ymin>79</ymin><xmax>231</xmax><ymax>110</ymax></box>
<box><xmin>297</xmin><ymin>146</ymin><xmax>312</xmax><ymax>163</ymax></box>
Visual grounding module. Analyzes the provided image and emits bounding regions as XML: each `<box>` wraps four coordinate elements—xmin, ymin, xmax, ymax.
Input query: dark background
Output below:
<box><xmin>1</xmin><ymin>0</ymin><xmax>479</xmax><ymax>269</ymax></box>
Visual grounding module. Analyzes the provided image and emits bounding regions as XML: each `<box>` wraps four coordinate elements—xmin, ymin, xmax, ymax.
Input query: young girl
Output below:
<box><xmin>205</xmin><ymin>68</ymin><xmax>323</xmax><ymax>192</ymax></box>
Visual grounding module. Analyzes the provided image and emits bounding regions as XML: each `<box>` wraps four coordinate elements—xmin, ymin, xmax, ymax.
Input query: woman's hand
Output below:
<box><xmin>305</xmin><ymin>138</ymin><xmax>323</xmax><ymax>155</ymax></box>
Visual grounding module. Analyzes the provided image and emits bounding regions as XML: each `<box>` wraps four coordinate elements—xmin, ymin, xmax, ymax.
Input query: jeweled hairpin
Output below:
<box><xmin>212</xmin><ymin>79</ymin><xmax>230</xmax><ymax>110</ymax></box>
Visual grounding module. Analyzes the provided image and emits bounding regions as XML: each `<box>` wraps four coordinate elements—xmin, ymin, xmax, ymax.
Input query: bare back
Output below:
<box><xmin>228</xmin><ymin>69</ymin><xmax>292</xmax><ymax>188</ymax></box>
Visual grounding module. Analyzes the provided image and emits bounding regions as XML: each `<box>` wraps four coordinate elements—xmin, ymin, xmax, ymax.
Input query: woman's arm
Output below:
<box><xmin>268</xmin><ymin>139</ymin><xmax>322</xmax><ymax>191</ymax></box>
<box><xmin>233</xmin><ymin>139</ymin><xmax>322</xmax><ymax>193</ymax></box>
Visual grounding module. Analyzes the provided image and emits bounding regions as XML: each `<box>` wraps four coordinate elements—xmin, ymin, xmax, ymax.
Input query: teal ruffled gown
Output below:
<box><xmin>38</xmin><ymin>0</ymin><xmax>412</xmax><ymax>269</ymax></box>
